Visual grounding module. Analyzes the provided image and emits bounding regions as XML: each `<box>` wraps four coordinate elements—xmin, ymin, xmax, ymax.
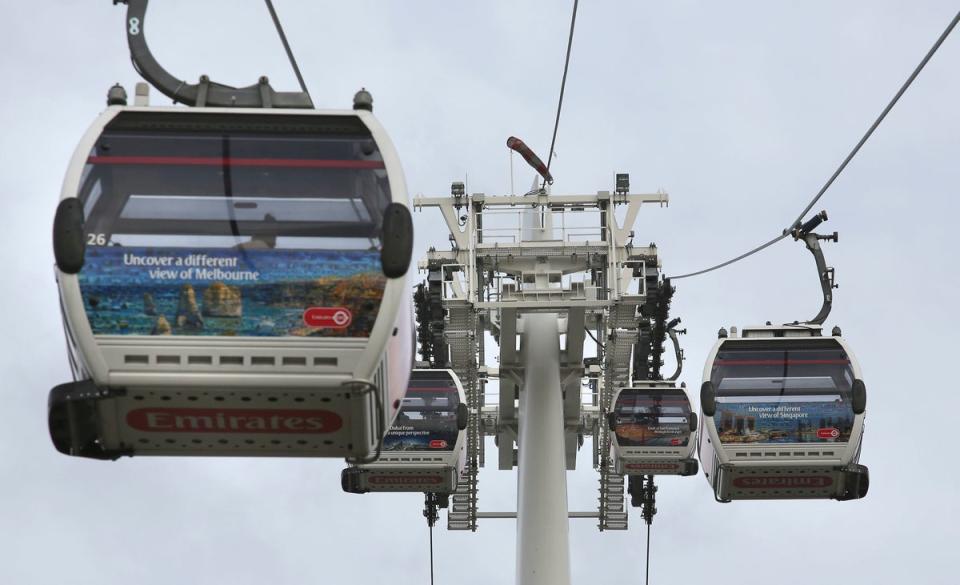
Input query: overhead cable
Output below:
<box><xmin>645</xmin><ymin>523</ymin><xmax>652</xmax><ymax>585</ymax></box>
<box><xmin>264</xmin><ymin>0</ymin><xmax>314</xmax><ymax>104</ymax></box>
<box><xmin>429</xmin><ymin>523</ymin><xmax>435</xmax><ymax>585</ymax></box>
<box><xmin>669</xmin><ymin>9</ymin><xmax>960</xmax><ymax>280</ymax></box>
<box><xmin>544</xmin><ymin>0</ymin><xmax>580</xmax><ymax>186</ymax></box>
<box><xmin>669</xmin><ymin>233</ymin><xmax>789</xmax><ymax>280</ymax></box>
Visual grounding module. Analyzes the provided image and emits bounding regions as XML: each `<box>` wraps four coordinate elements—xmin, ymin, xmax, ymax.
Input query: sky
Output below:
<box><xmin>1</xmin><ymin>1</ymin><xmax>958</xmax><ymax>583</ymax></box>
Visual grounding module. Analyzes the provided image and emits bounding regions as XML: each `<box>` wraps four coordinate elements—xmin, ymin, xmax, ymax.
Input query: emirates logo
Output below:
<box><xmin>626</xmin><ymin>462</ymin><xmax>679</xmax><ymax>471</ymax></box>
<box><xmin>126</xmin><ymin>408</ymin><xmax>343</xmax><ymax>434</ymax></box>
<box><xmin>733</xmin><ymin>476</ymin><xmax>833</xmax><ymax>489</ymax></box>
<box><xmin>368</xmin><ymin>476</ymin><xmax>443</xmax><ymax>485</ymax></box>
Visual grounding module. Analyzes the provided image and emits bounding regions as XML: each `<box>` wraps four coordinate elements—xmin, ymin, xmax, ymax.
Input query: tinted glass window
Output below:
<box><xmin>613</xmin><ymin>388</ymin><xmax>692</xmax><ymax>447</ymax></box>
<box><xmin>80</xmin><ymin>113</ymin><xmax>389</xmax><ymax>248</ymax></box>
<box><xmin>710</xmin><ymin>340</ymin><xmax>855</xmax><ymax>444</ymax></box>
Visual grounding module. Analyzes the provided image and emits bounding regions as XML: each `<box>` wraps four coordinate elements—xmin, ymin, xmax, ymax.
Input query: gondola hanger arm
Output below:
<box><xmin>791</xmin><ymin>210</ymin><xmax>839</xmax><ymax>325</ymax></box>
<box><xmin>114</xmin><ymin>0</ymin><xmax>313</xmax><ymax>108</ymax></box>
<box><xmin>666</xmin><ymin>321</ymin><xmax>685</xmax><ymax>382</ymax></box>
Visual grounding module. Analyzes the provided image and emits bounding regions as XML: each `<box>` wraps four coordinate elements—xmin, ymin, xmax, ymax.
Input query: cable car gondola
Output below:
<box><xmin>341</xmin><ymin>369</ymin><xmax>468</xmax><ymax>493</ymax></box>
<box><xmin>608</xmin><ymin>382</ymin><xmax>698</xmax><ymax>477</ymax></box>
<box><xmin>698</xmin><ymin>325</ymin><xmax>868</xmax><ymax>501</ymax></box>
<box><xmin>49</xmin><ymin>100</ymin><xmax>415</xmax><ymax>461</ymax></box>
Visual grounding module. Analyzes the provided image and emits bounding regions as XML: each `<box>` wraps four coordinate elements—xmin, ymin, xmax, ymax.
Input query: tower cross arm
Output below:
<box><xmin>418</xmin><ymin>193</ymin><xmax>667</xmax><ymax>208</ymax></box>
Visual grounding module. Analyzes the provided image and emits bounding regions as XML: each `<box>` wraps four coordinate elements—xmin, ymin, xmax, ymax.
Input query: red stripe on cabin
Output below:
<box><xmin>87</xmin><ymin>155</ymin><xmax>385</xmax><ymax>169</ymax></box>
<box><xmin>618</xmin><ymin>398</ymin><xmax>689</xmax><ymax>404</ymax></box>
<box><xmin>716</xmin><ymin>359</ymin><xmax>850</xmax><ymax>366</ymax></box>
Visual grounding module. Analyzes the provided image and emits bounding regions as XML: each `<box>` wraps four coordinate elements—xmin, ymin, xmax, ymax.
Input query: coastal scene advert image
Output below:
<box><xmin>77</xmin><ymin>246</ymin><xmax>386</xmax><ymax>338</ymax></box>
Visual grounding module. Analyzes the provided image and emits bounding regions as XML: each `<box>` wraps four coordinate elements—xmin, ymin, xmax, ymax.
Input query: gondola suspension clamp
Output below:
<box><xmin>114</xmin><ymin>0</ymin><xmax>313</xmax><ymax>108</ymax></box>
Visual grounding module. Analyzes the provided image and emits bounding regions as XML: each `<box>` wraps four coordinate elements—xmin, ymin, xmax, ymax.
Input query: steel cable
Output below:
<box><xmin>669</xmin><ymin>9</ymin><xmax>960</xmax><ymax>280</ymax></box>
<box><xmin>264</xmin><ymin>0</ymin><xmax>313</xmax><ymax>104</ymax></box>
<box><xmin>645</xmin><ymin>523</ymin><xmax>651</xmax><ymax>585</ymax></box>
<box><xmin>429</xmin><ymin>523</ymin><xmax>435</xmax><ymax>585</ymax></box>
<box><xmin>544</xmin><ymin>0</ymin><xmax>580</xmax><ymax>186</ymax></box>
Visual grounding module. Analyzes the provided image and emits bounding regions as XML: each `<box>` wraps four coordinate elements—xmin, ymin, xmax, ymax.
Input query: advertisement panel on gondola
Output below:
<box><xmin>714</xmin><ymin>399</ymin><xmax>854</xmax><ymax>444</ymax></box>
<box><xmin>78</xmin><ymin>247</ymin><xmax>384</xmax><ymax>338</ymax></box>
<box><xmin>383</xmin><ymin>420</ymin><xmax>458</xmax><ymax>452</ymax></box>
<box><xmin>383</xmin><ymin>377</ymin><xmax>460</xmax><ymax>452</ymax></box>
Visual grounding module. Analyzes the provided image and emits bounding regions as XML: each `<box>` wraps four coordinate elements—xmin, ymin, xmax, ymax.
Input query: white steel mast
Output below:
<box><xmin>516</xmin><ymin>313</ymin><xmax>570</xmax><ymax>584</ymax></box>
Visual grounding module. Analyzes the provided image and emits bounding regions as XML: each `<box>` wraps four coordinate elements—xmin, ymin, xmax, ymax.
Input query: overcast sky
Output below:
<box><xmin>1</xmin><ymin>1</ymin><xmax>958</xmax><ymax>584</ymax></box>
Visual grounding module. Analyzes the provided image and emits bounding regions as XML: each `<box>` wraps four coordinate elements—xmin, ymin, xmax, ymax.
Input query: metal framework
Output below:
<box><xmin>414</xmin><ymin>180</ymin><xmax>670</xmax><ymax>582</ymax></box>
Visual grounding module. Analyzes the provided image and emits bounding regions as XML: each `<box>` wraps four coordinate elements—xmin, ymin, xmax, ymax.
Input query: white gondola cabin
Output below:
<box><xmin>698</xmin><ymin>325</ymin><xmax>868</xmax><ymax>501</ymax></box>
<box><xmin>342</xmin><ymin>369</ymin><xmax>468</xmax><ymax>493</ymax></box>
<box><xmin>49</xmin><ymin>105</ymin><xmax>414</xmax><ymax>460</ymax></box>
<box><xmin>609</xmin><ymin>382</ymin><xmax>698</xmax><ymax>477</ymax></box>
